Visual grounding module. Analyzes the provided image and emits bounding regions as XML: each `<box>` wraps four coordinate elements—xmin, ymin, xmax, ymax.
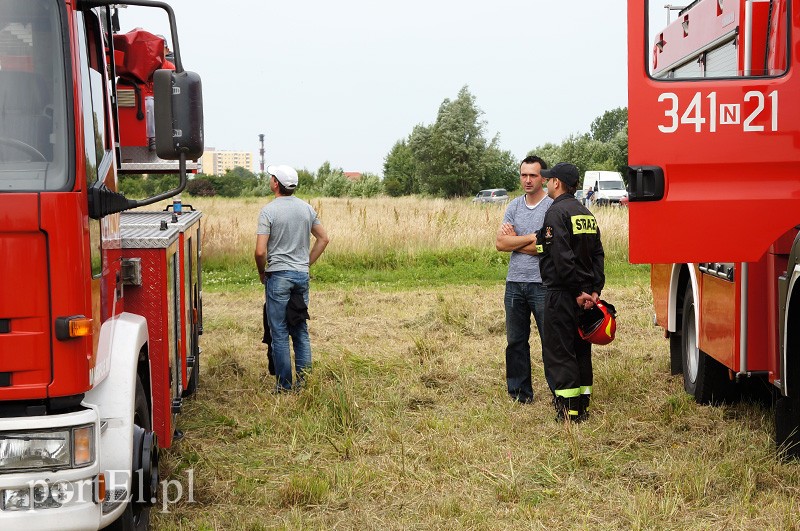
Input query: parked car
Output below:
<box><xmin>472</xmin><ymin>188</ymin><xmax>509</xmax><ymax>204</ymax></box>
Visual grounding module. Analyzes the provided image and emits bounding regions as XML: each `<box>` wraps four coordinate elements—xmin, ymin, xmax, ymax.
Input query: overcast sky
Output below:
<box><xmin>120</xmin><ymin>1</ymin><xmax>641</xmax><ymax>175</ymax></box>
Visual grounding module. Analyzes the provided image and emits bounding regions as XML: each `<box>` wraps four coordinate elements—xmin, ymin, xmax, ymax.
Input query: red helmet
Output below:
<box><xmin>578</xmin><ymin>300</ymin><xmax>617</xmax><ymax>345</ymax></box>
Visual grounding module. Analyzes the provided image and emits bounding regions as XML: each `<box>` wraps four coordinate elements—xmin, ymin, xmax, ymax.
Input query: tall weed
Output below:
<box><xmin>182</xmin><ymin>196</ymin><xmax>639</xmax><ymax>287</ymax></box>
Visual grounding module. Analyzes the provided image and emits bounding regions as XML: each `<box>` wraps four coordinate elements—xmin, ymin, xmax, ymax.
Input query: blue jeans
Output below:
<box><xmin>266</xmin><ymin>271</ymin><xmax>311</xmax><ymax>391</ymax></box>
<box><xmin>504</xmin><ymin>281</ymin><xmax>548</xmax><ymax>401</ymax></box>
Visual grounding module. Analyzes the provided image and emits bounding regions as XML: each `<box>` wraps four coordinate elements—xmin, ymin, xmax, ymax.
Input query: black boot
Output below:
<box><xmin>579</xmin><ymin>394</ymin><xmax>590</xmax><ymax>420</ymax></box>
<box><xmin>554</xmin><ymin>396</ymin><xmax>586</xmax><ymax>423</ymax></box>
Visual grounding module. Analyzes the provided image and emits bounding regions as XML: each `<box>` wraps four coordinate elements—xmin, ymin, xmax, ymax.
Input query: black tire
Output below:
<box><xmin>107</xmin><ymin>377</ymin><xmax>152</xmax><ymax>531</ymax></box>
<box><xmin>776</xmin><ymin>297</ymin><xmax>800</xmax><ymax>460</ymax></box>
<box><xmin>669</xmin><ymin>330</ymin><xmax>683</xmax><ymax>375</ymax></box>
<box><xmin>775</xmin><ymin>395</ymin><xmax>800</xmax><ymax>459</ymax></box>
<box><xmin>681</xmin><ymin>284</ymin><xmax>737</xmax><ymax>404</ymax></box>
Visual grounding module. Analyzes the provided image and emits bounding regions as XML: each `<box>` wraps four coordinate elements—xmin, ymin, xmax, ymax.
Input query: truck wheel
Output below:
<box><xmin>775</xmin><ymin>395</ymin><xmax>800</xmax><ymax>459</ymax></box>
<box><xmin>107</xmin><ymin>377</ymin><xmax>157</xmax><ymax>530</ymax></box>
<box><xmin>681</xmin><ymin>284</ymin><xmax>736</xmax><ymax>404</ymax></box>
<box><xmin>776</xmin><ymin>299</ymin><xmax>800</xmax><ymax>459</ymax></box>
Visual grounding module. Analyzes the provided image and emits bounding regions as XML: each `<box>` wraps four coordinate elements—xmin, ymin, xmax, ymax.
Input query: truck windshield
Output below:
<box><xmin>0</xmin><ymin>1</ymin><xmax>69</xmax><ymax>192</ymax></box>
<box><xmin>599</xmin><ymin>181</ymin><xmax>625</xmax><ymax>191</ymax></box>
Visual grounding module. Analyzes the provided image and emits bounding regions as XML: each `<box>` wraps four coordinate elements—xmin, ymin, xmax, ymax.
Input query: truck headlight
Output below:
<box><xmin>0</xmin><ymin>425</ymin><xmax>95</xmax><ymax>471</ymax></box>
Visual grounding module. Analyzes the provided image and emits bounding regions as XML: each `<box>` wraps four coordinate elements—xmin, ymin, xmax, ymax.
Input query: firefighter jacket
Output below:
<box><xmin>536</xmin><ymin>194</ymin><xmax>605</xmax><ymax>297</ymax></box>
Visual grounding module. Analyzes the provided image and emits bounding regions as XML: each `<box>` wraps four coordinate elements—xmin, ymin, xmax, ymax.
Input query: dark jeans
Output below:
<box><xmin>504</xmin><ymin>281</ymin><xmax>547</xmax><ymax>402</ymax></box>
<box><xmin>266</xmin><ymin>271</ymin><xmax>311</xmax><ymax>391</ymax></box>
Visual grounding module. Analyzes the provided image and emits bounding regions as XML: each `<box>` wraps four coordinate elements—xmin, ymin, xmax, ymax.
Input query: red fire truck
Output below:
<box><xmin>627</xmin><ymin>0</ymin><xmax>800</xmax><ymax>456</ymax></box>
<box><xmin>0</xmin><ymin>1</ymin><xmax>203</xmax><ymax>529</ymax></box>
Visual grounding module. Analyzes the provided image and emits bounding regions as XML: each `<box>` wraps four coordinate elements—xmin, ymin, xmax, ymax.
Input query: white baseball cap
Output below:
<box><xmin>267</xmin><ymin>164</ymin><xmax>298</xmax><ymax>189</ymax></box>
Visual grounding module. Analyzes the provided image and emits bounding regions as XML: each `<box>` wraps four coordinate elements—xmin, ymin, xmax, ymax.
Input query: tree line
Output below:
<box><xmin>119</xmin><ymin>87</ymin><xmax>627</xmax><ymax>200</ymax></box>
<box><xmin>119</xmin><ymin>162</ymin><xmax>383</xmax><ymax>199</ymax></box>
<box><xmin>384</xmin><ymin>85</ymin><xmax>628</xmax><ymax>197</ymax></box>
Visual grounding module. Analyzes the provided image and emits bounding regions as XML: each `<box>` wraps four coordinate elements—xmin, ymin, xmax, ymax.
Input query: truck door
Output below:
<box><xmin>627</xmin><ymin>0</ymin><xmax>797</xmax><ymax>264</ymax></box>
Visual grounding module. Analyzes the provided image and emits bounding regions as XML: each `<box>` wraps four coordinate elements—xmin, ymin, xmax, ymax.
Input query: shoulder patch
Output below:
<box><xmin>544</xmin><ymin>226</ymin><xmax>553</xmax><ymax>239</ymax></box>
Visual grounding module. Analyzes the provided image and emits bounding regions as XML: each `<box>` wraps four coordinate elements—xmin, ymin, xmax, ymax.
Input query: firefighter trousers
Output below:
<box><xmin>542</xmin><ymin>290</ymin><xmax>593</xmax><ymax>405</ymax></box>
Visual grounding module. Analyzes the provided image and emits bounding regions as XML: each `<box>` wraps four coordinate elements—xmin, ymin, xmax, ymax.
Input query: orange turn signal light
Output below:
<box><xmin>68</xmin><ymin>317</ymin><xmax>94</xmax><ymax>338</ymax></box>
<box><xmin>55</xmin><ymin>315</ymin><xmax>94</xmax><ymax>341</ymax></box>
<box><xmin>73</xmin><ymin>425</ymin><xmax>95</xmax><ymax>466</ymax></box>
<box><xmin>96</xmin><ymin>473</ymin><xmax>106</xmax><ymax>503</ymax></box>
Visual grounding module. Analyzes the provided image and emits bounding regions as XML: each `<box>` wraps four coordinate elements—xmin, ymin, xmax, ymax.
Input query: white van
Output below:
<box><xmin>583</xmin><ymin>171</ymin><xmax>627</xmax><ymax>206</ymax></box>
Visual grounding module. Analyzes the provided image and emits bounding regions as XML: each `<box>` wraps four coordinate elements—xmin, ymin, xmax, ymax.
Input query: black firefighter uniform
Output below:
<box><xmin>536</xmin><ymin>193</ymin><xmax>605</xmax><ymax>419</ymax></box>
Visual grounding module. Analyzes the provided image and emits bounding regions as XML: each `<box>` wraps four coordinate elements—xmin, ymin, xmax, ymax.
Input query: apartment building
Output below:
<box><xmin>199</xmin><ymin>148</ymin><xmax>254</xmax><ymax>175</ymax></box>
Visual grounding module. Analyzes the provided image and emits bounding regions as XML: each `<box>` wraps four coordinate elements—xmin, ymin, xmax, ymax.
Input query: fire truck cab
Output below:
<box><xmin>0</xmin><ymin>1</ymin><xmax>203</xmax><ymax>528</ymax></box>
<box><xmin>627</xmin><ymin>0</ymin><xmax>800</xmax><ymax>456</ymax></box>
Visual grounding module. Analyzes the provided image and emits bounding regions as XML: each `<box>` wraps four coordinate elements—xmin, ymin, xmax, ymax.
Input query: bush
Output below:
<box><xmin>207</xmin><ymin>174</ymin><xmax>243</xmax><ymax>197</ymax></box>
<box><xmin>241</xmin><ymin>181</ymin><xmax>271</xmax><ymax>197</ymax></box>
<box><xmin>351</xmin><ymin>173</ymin><xmax>383</xmax><ymax>198</ymax></box>
<box><xmin>321</xmin><ymin>171</ymin><xmax>352</xmax><ymax>197</ymax></box>
<box><xmin>187</xmin><ymin>177</ymin><xmax>216</xmax><ymax>197</ymax></box>
<box><xmin>119</xmin><ymin>174</ymin><xmax>146</xmax><ymax>198</ymax></box>
<box><xmin>119</xmin><ymin>173</ymin><xmax>178</xmax><ymax>199</ymax></box>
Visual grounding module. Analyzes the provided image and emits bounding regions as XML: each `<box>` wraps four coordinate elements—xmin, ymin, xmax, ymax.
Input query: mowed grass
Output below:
<box><xmin>152</xmin><ymin>196</ymin><xmax>800</xmax><ymax>529</ymax></box>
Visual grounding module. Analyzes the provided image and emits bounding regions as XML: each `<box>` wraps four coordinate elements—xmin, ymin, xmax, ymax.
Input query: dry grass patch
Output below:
<box><xmin>185</xmin><ymin>196</ymin><xmax>630</xmax><ymax>267</ymax></box>
<box><xmin>153</xmin><ymin>279</ymin><xmax>800</xmax><ymax>530</ymax></box>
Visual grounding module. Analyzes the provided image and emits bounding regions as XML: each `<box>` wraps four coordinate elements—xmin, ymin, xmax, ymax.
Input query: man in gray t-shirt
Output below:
<box><xmin>495</xmin><ymin>156</ymin><xmax>553</xmax><ymax>403</ymax></box>
<box><xmin>255</xmin><ymin>165</ymin><xmax>330</xmax><ymax>391</ymax></box>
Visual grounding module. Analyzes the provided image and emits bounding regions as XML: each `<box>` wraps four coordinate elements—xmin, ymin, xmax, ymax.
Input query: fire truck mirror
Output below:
<box><xmin>153</xmin><ymin>69</ymin><xmax>204</xmax><ymax>160</ymax></box>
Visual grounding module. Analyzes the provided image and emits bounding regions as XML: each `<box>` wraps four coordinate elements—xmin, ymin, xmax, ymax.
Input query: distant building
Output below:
<box><xmin>199</xmin><ymin>148</ymin><xmax>254</xmax><ymax>175</ymax></box>
<box><xmin>344</xmin><ymin>172</ymin><xmax>362</xmax><ymax>182</ymax></box>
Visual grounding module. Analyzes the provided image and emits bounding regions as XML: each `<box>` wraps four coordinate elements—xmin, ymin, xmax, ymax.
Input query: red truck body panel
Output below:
<box><xmin>629</xmin><ymin>0</ymin><xmax>797</xmax><ymax>265</ymax></box>
<box><xmin>122</xmin><ymin>241</ymin><xmax>178</xmax><ymax>448</ymax></box>
<box><xmin>0</xmin><ymin>195</ymin><xmax>51</xmax><ymax>399</ymax></box>
<box><xmin>629</xmin><ymin>1</ymin><xmax>799</xmax><ymax>389</ymax></box>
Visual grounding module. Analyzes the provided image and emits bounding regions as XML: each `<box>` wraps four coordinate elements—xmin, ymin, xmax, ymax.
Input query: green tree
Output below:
<box><xmin>590</xmin><ymin>107</ymin><xmax>628</xmax><ymax>143</ymax></box>
<box><xmin>315</xmin><ymin>161</ymin><xmax>335</xmax><ymax>189</ymax></box>
<box><xmin>608</xmin><ymin>126</ymin><xmax>629</xmax><ymax>176</ymax></box>
<box><xmin>480</xmin><ymin>138</ymin><xmax>519</xmax><ymax>191</ymax></box>
<box><xmin>406</xmin><ymin>123</ymin><xmax>433</xmax><ymax>188</ymax></box>
<box><xmin>527</xmin><ymin>143</ymin><xmax>562</xmax><ymax>169</ymax></box>
<box><xmin>419</xmin><ymin>86</ymin><xmax>487</xmax><ymax>197</ymax></box>
<box><xmin>528</xmin><ymin>106</ymin><xmax>630</xmax><ymax>187</ymax></box>
<box><xmin>119</xmin><ymin>173</ymin><xmax>146</xmax><ymax>198</ymax></box>
<box><xmin>385</xmin><ymin>86</ymin><xmax>518</xmax><ymax>197</ymax></box>
<box><xmin>226</xmin><ymin>166</ymin><xmax>258</xmax><ymax>183</ymax></box>
<box><xmin>297</xmin><ymin>168</ymin><xmax>315</xmax><ymax>188</ymax></box>
<box><xmin>383</xmin><ymin>139</ymin><xmax>417</xmax><ymax>196</ymax></box>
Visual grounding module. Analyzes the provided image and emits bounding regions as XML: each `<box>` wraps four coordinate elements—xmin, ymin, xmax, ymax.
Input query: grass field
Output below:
<box><xmin>152</xmin><ymin>197</ymin><xmax>800</xmax><ymax>530</ymax></box>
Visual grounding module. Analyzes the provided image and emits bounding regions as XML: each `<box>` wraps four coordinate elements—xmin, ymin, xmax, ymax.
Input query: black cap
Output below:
<box><xmin>541</xmin><ymin>162</ymin><xmax>579</xmax><ymax>187</ymax></box>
